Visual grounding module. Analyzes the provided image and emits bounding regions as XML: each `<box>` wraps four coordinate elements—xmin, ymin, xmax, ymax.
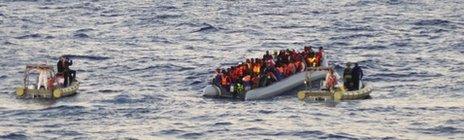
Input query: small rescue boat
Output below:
<box><xmin>15</xmin><ymin>64</ymin><xmax>80</xmax><ymax>99</ymax></box>
<box><xmin>297</xmin><ymin>82</ymin><xmax>373</xmax><ymax>101</ymax></box>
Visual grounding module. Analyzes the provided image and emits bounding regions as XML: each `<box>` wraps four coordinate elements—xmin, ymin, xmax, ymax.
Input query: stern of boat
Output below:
<box><xmin>203</xmin><ymin>85</ymin><xmax>221</xmax><ymax>97</ymax></box>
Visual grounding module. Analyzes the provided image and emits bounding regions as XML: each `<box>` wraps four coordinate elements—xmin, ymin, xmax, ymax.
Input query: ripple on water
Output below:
<box><xmin>0</xmin><ymin>133</ymin><xmax>27</xmax><ymax>140</ymax></box>
<box><xmin>413</xmin><ymin>126</ymin><xmax>464</xmax><ymax>135</ymax></box>
<box><xmin>413</xmin><ymin>19</ymin><xmax>451</xmax><ymax>26</ymax></box>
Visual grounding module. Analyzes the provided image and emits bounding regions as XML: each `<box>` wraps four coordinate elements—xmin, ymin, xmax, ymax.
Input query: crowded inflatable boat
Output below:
<box><xmin>203</xmin><ymin>46</ymin><xmax>330</xmax><ymax>100</ymax></box>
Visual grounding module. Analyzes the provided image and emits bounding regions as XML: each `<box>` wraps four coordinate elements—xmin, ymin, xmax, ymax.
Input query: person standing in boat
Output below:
<box><xmin>343</xmin><ymin>62</ymin><xmax>353</xmax><ymax>90</ymax></box>
<box><xmin>57</xmin><ymin>56</ymin><xmax>75</xmax><ymax>86</ymax></box>
<box><xmin>325</xmin><ymin>68</ymin><xmax>338</xmax><ymax>92</ymax></box>
<box><xmin>351</xmin><ymin>63</ymin><xmax>364</xmax><ymax>90</ymax></box>
<box><xmin>36</xmin><ymin>65</ymin><xmax>50</xmax><ymax>90</ymax></box>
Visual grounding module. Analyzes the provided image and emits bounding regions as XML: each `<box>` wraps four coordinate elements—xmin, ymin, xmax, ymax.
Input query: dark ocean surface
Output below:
<box><xmin>0</xmin><ymin>0</ymin><xmax>463</xmax><ymax>139</ymax></box>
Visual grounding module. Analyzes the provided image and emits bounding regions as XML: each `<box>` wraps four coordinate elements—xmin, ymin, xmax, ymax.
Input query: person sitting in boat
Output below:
<box><xmin>252</xmin><ymin>59</ymin><xmax>262</xmax><ymax>76</ymax></box>
<box><xmin>276</xmin><ymin>65</ymin><xmax>285</xmax><ymax>80</ymax></box>
<box><xmin>351</xmin><ymin>63</ymin><xmax>364</xmax><ymax>90</ymax></box>
<box><xmin>343</xmin><ymin>62</ymin><xmax>354</xmax><ymax>91</ymax></box>
<box><xmin>212</xmin><ymin>68</ymin><xmax>222</xmax><ymax>87</ymax></box>
<box><xmin>251</xmin><ymin>75</ymin><xmax>261</xmax><ymax>89</ymax></box>
<box><xmin>272</xmin><ymin>50</ymin><xmax>278</xmax><ymax>62</ymax></box>
<box><xmin>242</xmin><ymin>75</ymin><xmax>252</xmax><ymax>91</ymax></box>
<box><xmin>263</xmin><ymin>50</ymin><xmax>273</xmax><ymax>60</ymax></box>
<box><xmin>220</xmin><ymin>71</ymin><xmax>231</xmax><ymax>90</ymax></box>
<box><xmin>306</xmin><ymin>53</ymin><xmax>317</xmax><ymax>68</ymax></box>
<box><xmin>315</xmin><ymin>47</ymin><xmax>324</xmax><ymax>67</ymax></box>
<box><xmin>261</xmin><ymin>71</ymin><xmax>278</xmax><ymax>87</ymax></box>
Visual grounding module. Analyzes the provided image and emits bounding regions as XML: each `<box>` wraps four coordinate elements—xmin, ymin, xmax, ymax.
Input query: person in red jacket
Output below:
<box><xmin>315</xmin><ymin>47</ymin><xmax>324</xmax><ymax>67</ymax></box>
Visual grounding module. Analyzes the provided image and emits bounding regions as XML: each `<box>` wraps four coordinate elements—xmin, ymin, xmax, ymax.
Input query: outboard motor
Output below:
<box><xmin>202</xmin><ymin>85</ymin><xmax>220</xmax><ymax>97</ymax></box>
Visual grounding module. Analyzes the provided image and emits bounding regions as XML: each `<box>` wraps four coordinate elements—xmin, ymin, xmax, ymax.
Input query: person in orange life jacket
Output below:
<box><xmin>315</xmin><ymin>47</ymin><xmax>324</xmax><ymax>67</ymax></box>
<box><xmin>252</xmin><ymin>59</ymin><xmax>262</xmax><ymax>76</ymax></box>
<box><xmin>283</xmin><ymin>63</ymin><xmax>292</xmax><ymax>77</ymax></box>
<box><xmin>242</xmin><ymin>75</ymin><xmax>252</xmax><ymax>91</ymax></box>
<box><xmin>325</xmin><ymin>68</ymin><xmax>338</xmax><ymax>92</ymax></box>
<box><xmin>294</xmin><ymin>60</ymin><xmax>303</xmax><ymax>72</ymax></box>
<box><xmin>251</xmin><ymin>75</ymin><xmax>261</xmax><ymax>88</ymax></box>
<box><xmin>276</xmin><ymin>64</ymin><xmax>285</xmax><ymax>80</ymax></box>
<box><xmin>288</xmin><ymin>60</ymin><xmax>297</xmax><ymax>75</ymax></box>
<box><xmin>306</xmin><ymin>53</ymin><xmax>317</xmax><ymax>67</ymax></box>
<box><xmin>220</xmin><ymin>71</ymin><xmax>231</xmax><ymax>89</ymax></box>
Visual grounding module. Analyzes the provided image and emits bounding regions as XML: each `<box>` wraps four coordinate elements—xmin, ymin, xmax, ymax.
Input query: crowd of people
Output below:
<box><xmin>212</xmin><ymin>46</ymin><xmax>327</xmax><ymax>96</ymax></box>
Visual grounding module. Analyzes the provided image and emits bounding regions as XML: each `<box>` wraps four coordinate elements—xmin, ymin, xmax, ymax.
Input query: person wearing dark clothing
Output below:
<box><xmin>263</xmin><ymin>51</ymin><xmax>273</xmax><ymax>60</ymax></box>
<box><xmin>57</xmin><ymin>56</ymin><xmax>75</xmax><ymax>86</ymax></box>
<box><xmin>343</xmin><ymin>63</ymin><xmax>353</xmax><ymax>91</ymax></box>
<box><xmin>351</xmin><ymin>63</ymin><xmax>364</xmax><ymax>90</ymax></box>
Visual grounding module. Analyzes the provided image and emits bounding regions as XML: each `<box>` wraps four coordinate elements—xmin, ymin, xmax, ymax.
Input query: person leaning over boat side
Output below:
<box><xmin>351</xmin><ymin>63</ymin><xmax>364</xmax><ymax>90</ymax></box>
<box><xmin>343</xmin><ymin>62</ymin><xmax>353</xmax><ymax>91</ymax></box>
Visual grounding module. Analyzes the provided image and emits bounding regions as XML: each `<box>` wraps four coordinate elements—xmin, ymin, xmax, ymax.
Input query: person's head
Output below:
<box><xmin>319</xmin><ymin>47</ymin><xmax>323</xmax><ymax>51</ymax></box>
<box><xmin>354</xmin><ymin>63</ymin><xmax>358</xmax><ymax>67</ymax></box>
<box><xmin>346</xmin><ymin>62</ymin><xmax>351</xmax><ymax>67</ymax></box>
<box><xmin>266</xmin><ymin>50</ymin><xmax>269</xmax><ymax>55</ymax></box>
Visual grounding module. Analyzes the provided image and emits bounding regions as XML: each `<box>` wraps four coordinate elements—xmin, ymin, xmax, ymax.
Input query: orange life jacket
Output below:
<box><xmin>277</xmin><ymin>66</ymin><xmax>285</xmax><ymax>74</ymax></box>
<box><xmin>295</xmin><ymin>61</ymin><xmax>302</xmax><ymax>72</ymax></box>
<box><xmin>253</xmin><ymin>64</ymin><xmax>261</xmax><ymax>74</ymax></box>
<box><xmin>242</xmin><ymin>75</ymin><xmax>251</xmax><ymax>82</ymax></box>
<box><xmin>307</xmin><ymin>57</ymin><xmax>316</xmax><ymax>67</ymax></box>
<box><xmin>221</xmin><ymin>75</ymin><xmax>230</xmax><ymax>86</ymax></box>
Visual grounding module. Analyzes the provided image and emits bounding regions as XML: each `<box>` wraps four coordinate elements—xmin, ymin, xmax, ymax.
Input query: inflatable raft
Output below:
<box><xmin>203</xmin><ymin>70</ymin><xmax>328</xmax><ymax>100</ymax></box>
<box><xmin>15</xmin><ymin>64</ymin><xmax>80</xmax><ymax>99</ymax></box>
<box><xmin>16</xmin><ymin>80</ymin><xmax>80</xmax><ymax>99</ymax></box>
<box><xmin>297</xmin><ymin>82</ymin><xmax>373</xmax><ymax>101</ymax></box>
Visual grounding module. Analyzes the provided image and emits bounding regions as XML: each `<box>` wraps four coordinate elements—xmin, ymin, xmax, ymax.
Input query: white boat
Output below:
<box><xmin>203</xmin><ymin>69</ymin><xmax>328</xmax><ymax>100</ymax></box>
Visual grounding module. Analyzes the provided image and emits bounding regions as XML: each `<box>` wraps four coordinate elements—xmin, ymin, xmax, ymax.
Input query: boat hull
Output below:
<box><xmin>16</xmin><ymin>80</ymin><xmax>80</xmax><ymax>99</ymax></box>
<box><xmin>203</xmin><ymin>70</ymin><xmax>328</xmax><ymax>100</ymax></box>
<box><xmin>297</xmin><ymin>82</ymin><xmax>373</xmax><ymax>101</ymax></box>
